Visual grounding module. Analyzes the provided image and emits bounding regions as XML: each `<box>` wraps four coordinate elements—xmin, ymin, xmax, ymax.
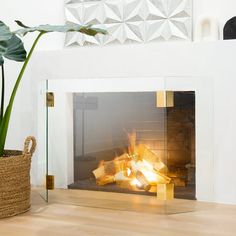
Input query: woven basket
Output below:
<box><xmin>0</xmin><ymin>136</ymin><xmax>36</xmax><ymax>219</ymax></box>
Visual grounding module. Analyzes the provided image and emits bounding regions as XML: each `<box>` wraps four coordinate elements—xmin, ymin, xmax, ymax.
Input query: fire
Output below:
<box><xmin>92</xmin><ymin>131</ymin><xmax>172</xmax><ymax>193</ymax></box>
<box><xmin>130</xmin><ymin>178</ymin><xmax>142</xmax><ymax>187</ymax></box>
<box><xmin>127</xmin><ymin>168</ymin><xmax>131</xmax><ymax>177</ymax></box>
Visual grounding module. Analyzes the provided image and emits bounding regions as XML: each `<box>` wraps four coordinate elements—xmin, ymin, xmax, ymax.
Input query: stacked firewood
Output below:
<box><xmin>93</xmin><ymin>144</ymin><xmax>172</xmax><ymax>193</ymax></box>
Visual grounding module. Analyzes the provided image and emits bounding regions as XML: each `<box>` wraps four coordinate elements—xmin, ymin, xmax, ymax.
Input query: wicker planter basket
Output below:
<box><xmin>0</xmin><ymin>136</ymin><xmax>36</xmax><ymax>219</ymax></box>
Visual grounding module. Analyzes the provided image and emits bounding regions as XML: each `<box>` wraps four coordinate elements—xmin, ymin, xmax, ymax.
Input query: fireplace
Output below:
<box><xmin>37</xmin><ymin>76</ymin><xmax>213</xmax><ymax>203</ymax></box>
<box><xmin>68</xmin><ymin>91</ymin><xmax>196</xmax><ymax>200</ymax></box>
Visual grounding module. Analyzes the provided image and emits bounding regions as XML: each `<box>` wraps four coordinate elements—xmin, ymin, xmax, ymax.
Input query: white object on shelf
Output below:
<box><xmin>195</xmin><ymin>15</ymin><xmax>219</xmax><ymax>41</ymax></box>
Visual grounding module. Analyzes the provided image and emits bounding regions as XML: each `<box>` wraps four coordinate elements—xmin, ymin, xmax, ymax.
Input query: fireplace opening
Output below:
<box><xmin>69</xmin><ymin>91</ymin><xmax>196</xmax><ymax>200</ymax></box>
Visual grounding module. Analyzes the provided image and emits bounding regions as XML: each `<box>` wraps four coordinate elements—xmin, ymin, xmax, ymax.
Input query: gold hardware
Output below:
<box><xmin>46</xmin><ymin>92</ymin><xmax>54</xmax><ymax>107</ymax></box>
<box><xmin>156</xmin><ymin>183</ymin><xmax>174</xmax><ymax>200</ymax></box>
<box><xmin>156</xmin><ymin>91</ymin><xmax>174</xmax><ymax>108</ymax></box>
<box><xmin>46</xmin><ymin>175</ymin><xmax>54</xmax><ymax>190</ymax></box>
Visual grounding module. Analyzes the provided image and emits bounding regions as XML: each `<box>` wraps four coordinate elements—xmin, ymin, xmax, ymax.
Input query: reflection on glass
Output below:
<box><xmin>70</xmin><ymin>92</ymin><xmax>195</xmax><ymax>201</ymax></box>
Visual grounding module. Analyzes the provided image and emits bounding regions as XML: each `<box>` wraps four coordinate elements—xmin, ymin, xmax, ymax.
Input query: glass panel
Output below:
<box><xmin>35</xmin><ymin>80</ymin><xmax>48</xmax><ymax>201</ymax></box>
<box><xmin>165</xmin><ymin>91</ymin><xmax>196</xmax><ymax>214</ymax></box>
<box><xmin>71</xmin><ymin>91</ymin><xmax>167</xmax><ymax>213</ymax></box>
<box><xmin>164</xmin><ymin>77</ymin><xmax>214</xmax><ymax>214</ymax></box>
<box><xmin>71</xmin><ymin>92</ymin><xmax>166</xmax><ymax>197</ymax></box>
<box><xmin>46</xmin><ymin>88</ymin><xmax>168</xmax><ymax>213</ymax></box>
<box><xmin>46</xmin><ymin>77</ymin><xmax>214</xmax><ymax>215</ymax></box>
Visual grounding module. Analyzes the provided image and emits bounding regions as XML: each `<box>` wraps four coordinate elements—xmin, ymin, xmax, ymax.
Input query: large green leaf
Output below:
<box><xmin>14</xmin><ymin>21</ymin><xmax>107</xmax><ymax>36</ymax></box>
<box><xmin>0</xmin><ymin>21</ymin><xmax>12</xmax><ymax>41</ymax></box>
<box><xmin>0</xmin><ymin>57</ymin><xmax>3</xmax><ymax>65</ymax></box>
<box><xmin>0</xmin><ymin>21</ymin><xmax>27</xmax><ymax>65</ymax></box>
<box><xmin>0</xmin><ymin>35</ymin><xmax>27</xmax><ymax>65</ymax></box>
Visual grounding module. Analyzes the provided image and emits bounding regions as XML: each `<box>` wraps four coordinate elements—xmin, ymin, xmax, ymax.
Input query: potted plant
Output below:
<box><xmin>0</xmin><ymin>20</ymin><xmax>106</xmax><ymax>218</ymax></box>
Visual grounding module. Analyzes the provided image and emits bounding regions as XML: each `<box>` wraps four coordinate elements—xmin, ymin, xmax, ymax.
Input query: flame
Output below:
<box><xmin>127</xmin><ymin>168</ymin><xmax>131</xmax><ymax>176</ymax></box>
<box><xmin>134</xmin><ymin>159</ymin><xmax>160</xmax><ymax>184</ymax></box>
<box><xmin>93</xmin><ymin>131</ymin><xmax>171</xmax><ymax>192</ymax></box>
<box><xmin>130</xmin><ymin>178</ymin><xmax>142</xmax><ymax>188</ymax></box>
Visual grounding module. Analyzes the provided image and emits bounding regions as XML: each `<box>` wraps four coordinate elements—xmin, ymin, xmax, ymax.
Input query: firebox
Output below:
<box><xmin>69</xmin><ymin>91</ymin><xmax>195</xmax><ymax>200</ymax></box>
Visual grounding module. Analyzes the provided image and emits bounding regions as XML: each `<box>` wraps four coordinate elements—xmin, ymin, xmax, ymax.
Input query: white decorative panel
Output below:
<box><xmin>65</xmin><ymin>0</ymin><xmax>192</xmax><ymax>46</ymax></box>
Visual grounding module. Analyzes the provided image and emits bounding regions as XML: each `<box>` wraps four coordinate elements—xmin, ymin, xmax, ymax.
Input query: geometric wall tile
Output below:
<box><xmin>124</xmin><ymin>21</ymin><xmax>146</xmax><ymax>42</ymax></box>
<box><xmin>103</xmin><ymin>23</ymin><xmax>124</xmax><ymax>44</ymax></box>
<box><xmin>146</xmin><ymin>20</ymin><xmax>166</xmax><ymax>42</ymax></box>
<box><xmin>124</xmin><ymin>0</ymin><xmax>146</xmax><ymax>22</ymax></box>
<box><xmin>103</xmin><ymin>0</ymin><xmax>123</xmax><ymax>24</ymax></box>
<box><xmin>64</xmin><ymin>0</ymin><xmax>192</xmax><ymax>47</ymax></box>
<box><xmin>83</xmin><ymin>1</ymin><xmax>104</xmax><ymax>25</ymax></box>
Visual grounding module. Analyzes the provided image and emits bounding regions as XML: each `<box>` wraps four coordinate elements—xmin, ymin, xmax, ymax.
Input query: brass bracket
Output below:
<box><xmin>156</xmin><ymin>91</ymin><xmax>174</xmax><ymax>108</ymax></box>
<box><xmin>46</xmin><ymin>92</ymin><xmax>54</xmax><ymax>107</ymax></box>
<box><xmin>46</xmin><ymin>175</ymin><xmax>55</xmax><ymax>190</ymax></box>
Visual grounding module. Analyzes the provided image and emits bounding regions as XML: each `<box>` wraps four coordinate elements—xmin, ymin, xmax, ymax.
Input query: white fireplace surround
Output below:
<box><xmin>32</xmin><ymin>40</ymin><xmax>236</xmax><ymax>204</ymax></box>
<box><xmin>42</xmin><ymin>77</ymin><xmax>213</xmax><ymax>202</ymax></box>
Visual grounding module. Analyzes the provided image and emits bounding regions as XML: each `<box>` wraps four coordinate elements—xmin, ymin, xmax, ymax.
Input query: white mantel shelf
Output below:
<box><xmin>32</xmin><ymin>40</ymin><xmax>235</xmax><ymax>80</ymax></box>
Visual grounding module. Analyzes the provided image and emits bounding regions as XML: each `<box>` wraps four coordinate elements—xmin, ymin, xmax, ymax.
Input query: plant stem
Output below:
<box><xmin>0</xmin><ymin>64</ymin><xmax>4</xmax><ymax>120</ymax></box>
<box><xmin>0</xmin><ymin>32</ymin><xmax>44</xmax><ymax>156</ymax></box>
<box><xmin>8</xmin><ymin>32</ymin><xmax>44</xmax><ymax>108</ymax></box>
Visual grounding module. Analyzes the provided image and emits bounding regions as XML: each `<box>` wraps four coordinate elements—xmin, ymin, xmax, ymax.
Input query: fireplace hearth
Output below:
<box><xmin>69</xmin><ymin>91</ymin><xmax>196</xmax><ymax>200</ymax></box>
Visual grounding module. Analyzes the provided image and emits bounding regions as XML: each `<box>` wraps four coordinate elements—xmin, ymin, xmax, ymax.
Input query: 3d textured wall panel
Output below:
<box><xmin>65</xmin><ymin>0</ymin><xmax>192</xmax><ymax>46</ymax></box>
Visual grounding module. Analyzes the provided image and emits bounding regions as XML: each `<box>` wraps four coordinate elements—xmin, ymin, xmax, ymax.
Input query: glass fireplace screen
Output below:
<box><xmin>70</xmin><ymin>91</ymin><xmax>195</xmax><ymax>200</ymax></box>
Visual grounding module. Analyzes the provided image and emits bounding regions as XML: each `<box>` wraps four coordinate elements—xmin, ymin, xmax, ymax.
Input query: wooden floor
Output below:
<box><xmin>0</xmin><ymin>189</ymin><xmax>236</xmax><ymax>236</ymax></box>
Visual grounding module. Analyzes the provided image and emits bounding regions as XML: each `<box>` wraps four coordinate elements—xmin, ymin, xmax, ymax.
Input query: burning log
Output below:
<box><xmin>114</xmin><ymin>171</ymin><xmax>129</xmax><ymax>182</ymax></box>
<box><xmin>131</xmin><ymin>159</ymin><xmax>171</xmax><ymax>185</ymax></box>
<box><xmin>92</xmin><ymin>131</ymin><xmax>174</xmax><ymax>194</ymax></box>
<box><xmin>115</xmin><ymin>171</ymin><xmax>133</xmax><ymax>190</ymax></box>
<box><xmin>97</xmin><ymin>175</ymin><xmax>115</xmax><ymax>186</ymax></box>
<box><xmin>139</xmin><ymin>145</ymin><xmax>159</xmax><ymax>163</ymax></box>
<box><xmin>153</xmin><ymin>162</ymin><xmax>168</xmax><ymax>174</ymax></box>
<box><xmin>93</xmin><ymin>165</ymin><xmax>105</xmax><ymax>180</ymax></box>
<box><xmin>149</xmin><ymin>185</ymin><xmax>157</xmax><ymax>193</ymax></box>
<box><xmin>135</xmin><ymin>171</ymin><xmax>151</xmax><ymax>191</ymax></box>
<box><xmin>139</xmin><ymin>144</ymin><xmax>168</xmax><ymax>173</ymax></box>
<box><xmin>103</xmin><ymin>160</ymin><xmax>116</xmax><ymax>175</ymax></box>
<box><xmin>117</xmin><ymin>180</ymin><xmax>133</xmax><ymax>190</ymax></box>
<box><xmin>114</xmin><ymin>159</ymin><xmax>130</xmax><ymax>173</ymax></box>
<box><xmin>115</xmin><ymin>153</ymin><xmax>130</xmax><ymax>161</ymax></box>
<box><xmin>93</xmin><ymin>159</ymin><xmax>117</xmax><ymax>179</ymax></box>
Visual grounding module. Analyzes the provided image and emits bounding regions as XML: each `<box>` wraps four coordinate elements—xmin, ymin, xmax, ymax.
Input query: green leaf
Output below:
<box><xmin>0</xmin><ymin>35</ymin><xmax>26</xmax><ymax>65</ymax></box>
<box><xmin>3</xmin><ymin>35</ymin><xmax>27</xmax><ymax>62</ymax></box>
<box><xmin>0</xmin><ymin>21</ymin><xmax>12</xmax><ymax>41</ymax></box>
<box><xmin>14</xmin><ymin>21</ymin><xmax>107</xmax><ymax>36</ymax></box>
<box><xmin>0</xmin><ymin>21</ymin><xmax>27</xmax><ymax>65</ymax></box>
<box><xmin>0</xmin><ymin>43</ymin><xmax>6</xmax><ymax>65</ymax></box>
<box><xmin>15</xmin><ymin>20</ymin><xmax>30</xmax><ymax>29</ymax></box>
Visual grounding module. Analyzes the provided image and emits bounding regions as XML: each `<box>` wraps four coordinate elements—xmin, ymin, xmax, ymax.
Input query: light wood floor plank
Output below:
<box><xmin>0</xmin><ymin>189</ymin><xmax>235</xmax><ymax>236</ymax></box>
